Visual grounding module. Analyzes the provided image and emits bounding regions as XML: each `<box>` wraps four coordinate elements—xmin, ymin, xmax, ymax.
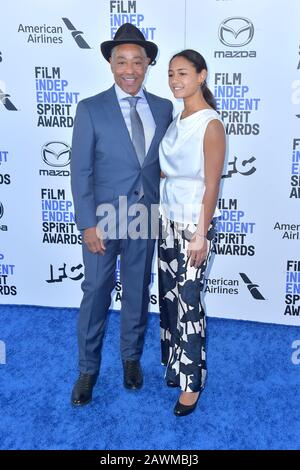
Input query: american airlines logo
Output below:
<box><xmin>0</xmin><ymin>87</ymin><xmax>17</xmax><ymax>111</ymax></box>
<box><xmin>62</xmin><ymin>18</ymin><xmax>91</xmax><ymax>49</ymax></box>
<box><xmin>239</xmin><ymin>273</ymin><xmax>265</xmax><ymax>300</ymax></box>
<box><xmin>291</xmin><ymin>80</ymin><xmax>300</xmax><ymax>118</ymax></box>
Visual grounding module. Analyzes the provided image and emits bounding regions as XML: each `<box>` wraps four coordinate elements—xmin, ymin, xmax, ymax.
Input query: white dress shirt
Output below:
<box><xmin>159</xmin><ymin>109</ymin><xmax>223</xmax><ymax>224</ymax></box>
<box><xmin>114</xmin><ymin>83</ymin><xmax>156</xmax><ymax>154</ymax></box>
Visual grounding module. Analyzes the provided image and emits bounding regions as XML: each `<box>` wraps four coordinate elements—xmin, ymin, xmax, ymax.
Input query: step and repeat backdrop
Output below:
<box><xmin>0</xmin><ymin>0</ymin><xmax>299</xmax><ymax>325</ymax></box>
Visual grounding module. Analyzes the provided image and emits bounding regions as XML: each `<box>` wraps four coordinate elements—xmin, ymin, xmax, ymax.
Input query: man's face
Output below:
<box><xmin>110</xmin><ymin>44</ymin><xmax>150</xmax><ymax>96</ymax></box>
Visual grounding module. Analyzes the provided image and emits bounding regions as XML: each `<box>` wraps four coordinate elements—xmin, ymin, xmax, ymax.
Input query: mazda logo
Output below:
<box><xmin>0</xmin><ymin>203</ymin><xmax>3</xmax><ymax>219</ymax></box>
<box><xmin>219</xmin><ymin>17</ymin><xmax>254</xmax><ymax>47</ymax></box>
<box><xmin>42</xmin><ymin>141</ymin><xmax>71</xmax><ymax>167</ymax></box>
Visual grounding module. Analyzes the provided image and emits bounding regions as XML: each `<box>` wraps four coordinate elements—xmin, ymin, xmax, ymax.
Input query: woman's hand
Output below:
<box><xmin>187</xmin><ymin>233</ymin><xmax>208</xmax><ymax>268</ymax></box>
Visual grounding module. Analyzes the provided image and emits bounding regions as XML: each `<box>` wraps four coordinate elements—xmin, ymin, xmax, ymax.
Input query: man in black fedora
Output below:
<box><xmin>70</xmin><ymin>23</ymin><xmax>173</xmax><ymax>405</ymax></box>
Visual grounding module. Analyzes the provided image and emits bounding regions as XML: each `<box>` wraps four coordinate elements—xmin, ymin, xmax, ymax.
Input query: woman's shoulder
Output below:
<box><xmin>203</xmin><ymin>108</ymin><xmax>221</xmax><ymax>118</ymax></box>
<box><xmin>204</xmin><ymin>115</ymin><xmax>226</xmax><ymax>142</ymax></box>
<box><xmin>203</xmin><ymin>109</ymin><xmax>224</xmax><ymax>128</ymax></box>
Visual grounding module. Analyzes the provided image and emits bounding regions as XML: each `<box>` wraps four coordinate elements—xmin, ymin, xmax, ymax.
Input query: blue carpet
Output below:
<box><xmin>0</xmin><ymin>304</ymin><xmax>299</xmax><ymax>450</ymax></box>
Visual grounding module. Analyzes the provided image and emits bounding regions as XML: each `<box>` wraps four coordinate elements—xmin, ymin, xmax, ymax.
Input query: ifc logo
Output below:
<box><xmin>42</xmin><ymin>141</ymin><xmax>71</xmax><ymax>167</ymax></box>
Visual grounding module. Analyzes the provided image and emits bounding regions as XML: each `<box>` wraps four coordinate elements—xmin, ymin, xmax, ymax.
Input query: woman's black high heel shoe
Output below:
<box><xmin>174</xmin><ymin>392</ymin><xmax>200</xmax><ymax>417</ymax></box>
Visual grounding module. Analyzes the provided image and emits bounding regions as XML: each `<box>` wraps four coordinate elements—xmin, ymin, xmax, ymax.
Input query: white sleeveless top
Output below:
<box><xmin>159</xmin><ymin>108</ymin><xmax>223</xmax><ymax>224</ymax></box>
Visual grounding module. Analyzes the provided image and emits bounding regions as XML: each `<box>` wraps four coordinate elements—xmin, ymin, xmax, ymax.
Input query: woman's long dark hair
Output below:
<box><xmin>170</xmin><ymin>49</ymin><xmax>217</xmax><ymax>111</ymax></box>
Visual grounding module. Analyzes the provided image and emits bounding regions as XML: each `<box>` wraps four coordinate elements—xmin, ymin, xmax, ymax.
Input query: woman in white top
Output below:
<box><xmin>159</xmin><ymin>50</ymin><xmax>226</xmax><ymax>416</ymax></box>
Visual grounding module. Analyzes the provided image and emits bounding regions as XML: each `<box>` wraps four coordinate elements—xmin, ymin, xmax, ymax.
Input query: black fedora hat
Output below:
<box><xmin>100</xmin><ymin>23</ymin><xmax>158</xmax><ymax>65</ymax></box>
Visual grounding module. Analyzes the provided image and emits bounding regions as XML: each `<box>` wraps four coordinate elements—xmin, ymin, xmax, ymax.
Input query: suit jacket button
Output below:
<box><xmin>134</xmin><ymin>191</ymin><xmax>139</xmax><ymax>195</ymax></box>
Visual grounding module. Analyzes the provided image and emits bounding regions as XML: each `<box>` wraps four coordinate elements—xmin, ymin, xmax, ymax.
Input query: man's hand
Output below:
<box><xmin>83</xmin><ymin>226</ymin><xmax>106</xmax><ymax>255</ymax></box>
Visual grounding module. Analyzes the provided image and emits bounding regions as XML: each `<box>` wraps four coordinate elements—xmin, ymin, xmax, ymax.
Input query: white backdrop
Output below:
<box><xmin>0</xmin><ymin>0</ymin><xmax>299</xmax><ymax>325</ymax></box>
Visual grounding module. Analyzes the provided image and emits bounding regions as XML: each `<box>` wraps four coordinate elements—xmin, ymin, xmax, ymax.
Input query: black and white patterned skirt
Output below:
<box><xmin>158</xmin><ymin>214</ymin><xmax>217</xmax><ymax>393</ymax></box>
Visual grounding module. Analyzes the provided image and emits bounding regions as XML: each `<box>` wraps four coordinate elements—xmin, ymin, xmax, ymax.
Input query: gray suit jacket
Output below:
<box><xmin>71</xmin><ymin>85</ymin><xmax>173</xmax><ymax>231</ymax></box>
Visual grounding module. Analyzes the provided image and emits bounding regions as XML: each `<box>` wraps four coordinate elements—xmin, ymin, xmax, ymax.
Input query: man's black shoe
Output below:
<box><xmin>71</xmin><ymin>372</ymin><xmax>98</xmax><ymax>406</ymax></box>
<box><xmin>167</xmin><ymin>379</ymin><xmax>179</xmax><ymax>388</ymax></box>
<box><xmin>123</xmin><ymin>360</ymin><xmax>143</xmax><ymax>390</ymax></box>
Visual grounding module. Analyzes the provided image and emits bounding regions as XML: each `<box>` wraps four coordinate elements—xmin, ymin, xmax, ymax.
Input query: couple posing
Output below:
<box><xmin>70</xmin><ymin>24</ymin><xmax>225</xmax><ymax>417</ymax></box>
